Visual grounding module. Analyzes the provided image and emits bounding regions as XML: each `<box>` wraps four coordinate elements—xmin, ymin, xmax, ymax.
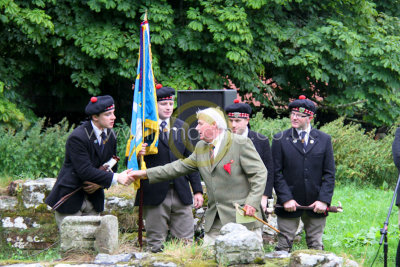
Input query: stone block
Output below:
<box><xmin>94</xmin><ymin>215</ymin><xmax>118</xmax><ymax>254</ymax></box>
<box><xmin>1</xmin><ymin>214</ymin><xmax>57</xmax><ymax>250</ymax></box>
<box><xmin>289</xmin><ymin>250</ymin><xmax>346</xmax><ymax>267</ymax></box>
<box><xmin>0</xmin><ymin>196</ymin><xmax>18</xmax><ymax>211</ymax></box>
<box><xmin>21</xmin><ymin>178</ymin><xmax>55</xmax><ymax>209</ymax></box>
<box><xmin>60</xmin><ymin>215</ymin><xmax>118</xmax><ymax>253</ymax></box>
<box><xmin>94</xmin><ymin>253</ymin><xmax>132</xmax><ymax>264</ymax></box>
<box><xmin>215</xmin><ymin>223</ymin><xmax>264</xmax><ymax>265</ymax></box>
<box><xmin>104</xmin><ymin>196</ymin><xmax>134</xmax><ymax>212</ymax></box>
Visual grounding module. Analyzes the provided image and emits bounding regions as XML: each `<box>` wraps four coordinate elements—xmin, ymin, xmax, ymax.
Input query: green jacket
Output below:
<box><xmin>147</xmin><ymin>131</ymin><xmax>267</xmax><ymax>232</ymax></box>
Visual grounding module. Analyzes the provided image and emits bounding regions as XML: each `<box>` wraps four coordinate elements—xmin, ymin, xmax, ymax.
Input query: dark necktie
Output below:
<box><xmin>100</xmin><ymin>131</ymin><xmax>107</xmax><ymax>153</ymax></box>
<box><xmin>209</xmin><ymin>144</ymin><xmax>215</xmax><ymax>165</ymax></box>
<box><xmin>160</xmin><ymin>121</ymin><xmax>168</xmax><ymax>140</ymax></box>
<box><xmin>300</xmin><ymin>131</ymin><xmax>307</xmax><ymax>150</ymax></box>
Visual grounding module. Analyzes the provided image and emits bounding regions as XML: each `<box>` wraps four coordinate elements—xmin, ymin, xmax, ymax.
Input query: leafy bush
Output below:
<box><xmin>0</xmin><ymin>118</ymin><xmax>133</xmax><ymax>180</ymax></box>
<box><xmin>321</xmin><ymin>118</ymin><xmax>397</xmax><ymax>186</ymax></box>
<box><xmin>250</xmin><ymin>111</ymin><xmax>291</xmax><ymax>144</ymax></box>
<box><xmin>114</xmin><ymin>119</ymin><xmax>130</xmax><ymax>171</ymax></box>
<box><xmin>0</xmin><ymin>118</ymin><xmax>73</xmax><ymax>179</ymax></box>
<box><xmin>250</xmin><ymin>113</ymin><xmax>398</xmax><ymax>186</ymax></box>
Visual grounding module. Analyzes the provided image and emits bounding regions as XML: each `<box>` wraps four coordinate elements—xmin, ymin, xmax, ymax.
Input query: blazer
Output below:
<box><xmin>392</xmin><ymin>127</ymin><xmax>400</xmax><ymax>205</ymax></box>
<box><xmin>248</xmin><ymin>130</ymin><xmax>274</xmax><ymax>197</ymax></box>
<box><xmin>134</xmin><ymin>118</ymin><xmax>203</xmax><ymax>206</ymax></box>
<box><xmin>45</xmin><ymin>120</ymin><xmax>116</xmax><ymax>214</ymax></box>
<box><xmin>272</xmin><ymin>128</ymin><xmax>335</xmax><ymax>218</ymax></box>
<box><xmin>146</xmin><ymin>131</ymin><xmax>267</xmax><ymax>232</ymax></box>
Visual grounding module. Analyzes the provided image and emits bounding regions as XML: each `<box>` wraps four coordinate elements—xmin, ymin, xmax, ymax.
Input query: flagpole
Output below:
<box><xmin>137</xmin><ymin>10</ymin><xmax>149</xmax><ymax>250</ymax></box>
<box><xmin>128</xmin><ymin>9</ymin><xmax>158</xmax><ymax>250</ymax></box>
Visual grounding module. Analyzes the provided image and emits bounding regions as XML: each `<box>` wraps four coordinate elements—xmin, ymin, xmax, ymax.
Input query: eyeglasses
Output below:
<box><xmin>290</xmin><ymin>112</ymin><xmax>309</xmax><ymax>119</ymax></box>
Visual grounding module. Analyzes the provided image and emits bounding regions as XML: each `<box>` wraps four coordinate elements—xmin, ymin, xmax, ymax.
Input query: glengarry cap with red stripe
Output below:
<box><xmin>156</xmin><ymin>84</ymin><xmax>175</xmax><ymax>101</ymax></box>
<box><xmin>288</xmin><ymin>95</ymin><xmax>316</xmax><ymax>116</ymax></box>
<box><xmin>225</xmin><ymin>99</ymin><xmax>252</xmax><ymax>119</ymax></box>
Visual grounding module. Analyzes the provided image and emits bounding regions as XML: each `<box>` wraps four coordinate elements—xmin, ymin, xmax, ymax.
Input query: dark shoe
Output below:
<box><xmin>150</xmin><ymin>244</ymin><xmax>164</xmax><ymax>253</ymax></box>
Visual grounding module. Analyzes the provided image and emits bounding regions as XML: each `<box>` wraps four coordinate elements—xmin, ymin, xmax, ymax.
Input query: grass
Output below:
<box><xmin>263</xmin><ymin>182</ymin><xmax>399</xmax><ymax>266</ymax></box>
<box><xmin>326</xmin><ymin>182</ymin><xmax>399</xmax><ymax>266</ymax></box>
<box><xmin>1</xmin><ymin>183</ymin><xmax>399</xmax><ymax>266</ymax></box>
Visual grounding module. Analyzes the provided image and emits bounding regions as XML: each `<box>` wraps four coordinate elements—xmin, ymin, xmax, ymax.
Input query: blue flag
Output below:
<box><xmin>126</xmin><ymin>19</ymin><xmax>159</xmax><ymax>189</ymax></box>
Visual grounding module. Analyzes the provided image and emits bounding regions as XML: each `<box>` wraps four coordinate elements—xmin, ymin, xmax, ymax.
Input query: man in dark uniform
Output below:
<box><xmin>225</xmin><ymin>99</ymin><xmax>274</xmax><ymax>212</ymax></box>
<box><xmin>272</xmin><ymin>95</ymin><xmax>335</xmax><ymax>252</ymax></box>
<box><xmin>136</xmin><ymin>86</ymin><xmax>204</xmax><ymax>253</ymax></box>
<box><xmin>45</xmin><ymin>95</ymin><xmax>133</xmax><ymax>227</ymax></box>
<box><xmin>392</xmin><ymin>127</ymin><xmax>400</xmax><ymax>265</ymax></box>
<box><xmin>392</xmin><ymin>127</ymin><xmax>400</xmax><ymax>209</ymax></box>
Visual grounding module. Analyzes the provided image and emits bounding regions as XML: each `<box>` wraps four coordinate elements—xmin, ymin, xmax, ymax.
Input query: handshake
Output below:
<box><xmin>114</xmin><ymin>169</ymin><xmax>147</xmax><ymax>186</ymax></box>
<box><xmin>115</xmin><ymin>143</ymin><xmax>150</xmax><ymax>185</ymax></box>
<box><xmin>83</xmin><ymin>169</ymin><xmax>147</xmax><ymax>194</ymax></box>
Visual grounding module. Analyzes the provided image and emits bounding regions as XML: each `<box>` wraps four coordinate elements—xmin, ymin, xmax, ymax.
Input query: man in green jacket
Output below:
<box><xmin>131</xmin><ymin>107</ymin><xmax>267</xmax><ymax>245</ymax></box>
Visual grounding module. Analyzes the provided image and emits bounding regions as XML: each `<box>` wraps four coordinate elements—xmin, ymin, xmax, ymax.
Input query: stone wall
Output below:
<box><xmin>0</xmin><ymin>178</ymin><xmax>136</xmax><ymax>251</ymax></box>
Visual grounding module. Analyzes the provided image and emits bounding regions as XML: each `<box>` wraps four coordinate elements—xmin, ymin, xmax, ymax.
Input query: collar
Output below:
<box><xmin>295</xmin><ymin>123</ymin><xmax>311</xmax><ymax>136</ymax></box>
<box><xmin>91</xmin><ymin>120</ymin><xmax>107</xmax><ymax>143</ymax></box>
<box><xmin>240</xmin><ymin>127</ymin><xmax>249</xmax><ymax>137</ymax></box>
<box><xmin>158</xmin><ymin>118</ymin><xmax>170</xmax><ymax>128</ymax></box>
<box><xmin>210</xmin><ymin>130</ymin><xmax>225</xmax><ymax>157</ymax></box>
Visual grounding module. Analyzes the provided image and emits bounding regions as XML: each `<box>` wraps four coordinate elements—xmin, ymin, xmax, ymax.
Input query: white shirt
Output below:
<box><xmin>158</xmin><ymin>118</ymin><xmax>170</xmax><ymax>133</ymax></box>
<box><xmin>91</xmin><ymin>121</ymin><xmax>107</xmax><ymax>146</ymax></box>
<box><xmin>90</xmin><ymin>120</ymin><xmax>117</xmax><ymax>185</ymax></box>
<box><xmin>210</xmin><ymin>130</ymin><xmax>225</xmax><ymax>158</ymax></box>
<box><xmin>240</xmin><ymin>127</ymin><xmax>249</xmax><ymax>138</ymax></box>
<box><xmin>295</xmin><ymin>124</ymin><xmax>311</xmax><ymax>145</ymax></box>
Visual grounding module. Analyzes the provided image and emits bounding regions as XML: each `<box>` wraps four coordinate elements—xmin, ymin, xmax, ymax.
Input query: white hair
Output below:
<box><xmin>197</xmin><ymin>107</ymin><xmax>227</xmax><ymax>130</ymax></box>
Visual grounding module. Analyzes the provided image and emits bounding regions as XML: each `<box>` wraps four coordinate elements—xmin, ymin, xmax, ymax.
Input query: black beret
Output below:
<box><xmin>225</xmin><ymin>99</ymin><xmax>252</xmax><ymax>118</ymax></box>
<box><xmin>85</xmin><ymin>95</ymin><xmax>115</xmax><ymax>115</ymax></box>
<box><xmin>156</xmin><ymin>86</ymin><xmax>175</xmax><ymax>101</ymax></box>
<box><xmin>288</xmin><ymin>95</ymin><xmax>316</xmax><ymax>115</ymax></box>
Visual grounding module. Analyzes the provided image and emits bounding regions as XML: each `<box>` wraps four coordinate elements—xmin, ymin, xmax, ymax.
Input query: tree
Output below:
<box><xmin>1</xmin><ymin>0</ymin><xmax>400</xmax><ymax>126</ymax></box>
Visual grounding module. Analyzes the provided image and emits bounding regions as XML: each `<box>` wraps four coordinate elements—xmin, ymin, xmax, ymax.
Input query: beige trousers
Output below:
<box><xmin>55</xmin><ymin>195</ymin><xmax>99</xmax><ymax>228</ymax></box>
<box><xmin>144</xmin><ymin>187</ymin><xmax>194</xmax><ymax>251</ymax></box>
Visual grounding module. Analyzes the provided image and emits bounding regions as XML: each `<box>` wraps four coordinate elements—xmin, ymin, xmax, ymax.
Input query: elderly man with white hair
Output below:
<box><xmin>131</xmin><ymin>107</ymin><xmax>267</xmax><ymax>245</ymax></box>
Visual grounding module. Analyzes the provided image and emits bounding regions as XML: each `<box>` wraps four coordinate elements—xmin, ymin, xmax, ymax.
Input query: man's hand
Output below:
<box><xmin>83</xmin><ymin>181</ymin><xmax>102</xmax><ymax>194</ymax></box>
<box><xmin>137</xmin><ymin>143</ymin><xmax>148</xmax><ymax>157</ymax></box>
<box><xmin>128</xmin><ymin>170</ymin><xmax>148</xmax><ymax>182</ymax></box>
<box><xmin>98</xmin><ymin>164</ymin><xmax>109</xmax><ymax>172</ymax></box>
<box><xmin>309</xmin><ymin>200</ymin><xmax>327</xmax><ymax>214</ymax></box>
<box><xmin>193</xmin><ymin>193</ymin><xmax>204</xmax><ymax>209</ymax></box>
<box><xmin>243</xmin><ymin>204</ymin><xmax>256</xmax><ymax>216</ymax></box>
<box><xmin>261</xmin><ymin>195</ymin><xmax>268</xmax><ymax>212</ymax></box>
<box><xmin>116</xmin><ymin>169</ymin><xmax>134</xmax><ymax>186</ymax></box>
<box><xmin>283</xmin><ymin>199</ymin><xmax>299</xmax><ymax>212</ymax></box>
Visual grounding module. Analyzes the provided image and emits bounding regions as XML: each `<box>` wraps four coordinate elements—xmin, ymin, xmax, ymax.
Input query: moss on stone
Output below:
<box><xmin>264</xmin><ymin>258</ymin><xmax>290</xmax><ymax>267</ymax></box>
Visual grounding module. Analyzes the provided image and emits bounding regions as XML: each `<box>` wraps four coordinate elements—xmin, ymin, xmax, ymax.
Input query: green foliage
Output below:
<box><xmin>114</xmin><ymin>119</ymin><xmax>130</xmax><ymax>171</ymax></box>
<box><xmin>0</xmin><ymin>118</ymin><xmax>131</xmax><ymax>180</ymax></box>
<box><xmin>0</xmin><ymin>118</ymin><xmax>73</xmax><ymax>178</ymax></box>
<box><xmin>320</xmin><ymin>117</ymin><xmax>397</xmax><ymax>186</ymax></box>
<box><xmin>0</xmin><ymin>81</ymin><xmax>27</xmax><ymax>128</ymax></box>
<box><xmin>250</xmin><ymin>111</ymin><xmax>291</xmax><ymax>144</ymax></box>
<box><xmin>0</xmin><ymin>244</ymin><xmax>61</xmax><ymax>261</ymax></box>
<box><xmin>2</xmin><ymin>0</ymin><xmax>400</xmax><ymax>126</ymax></box>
